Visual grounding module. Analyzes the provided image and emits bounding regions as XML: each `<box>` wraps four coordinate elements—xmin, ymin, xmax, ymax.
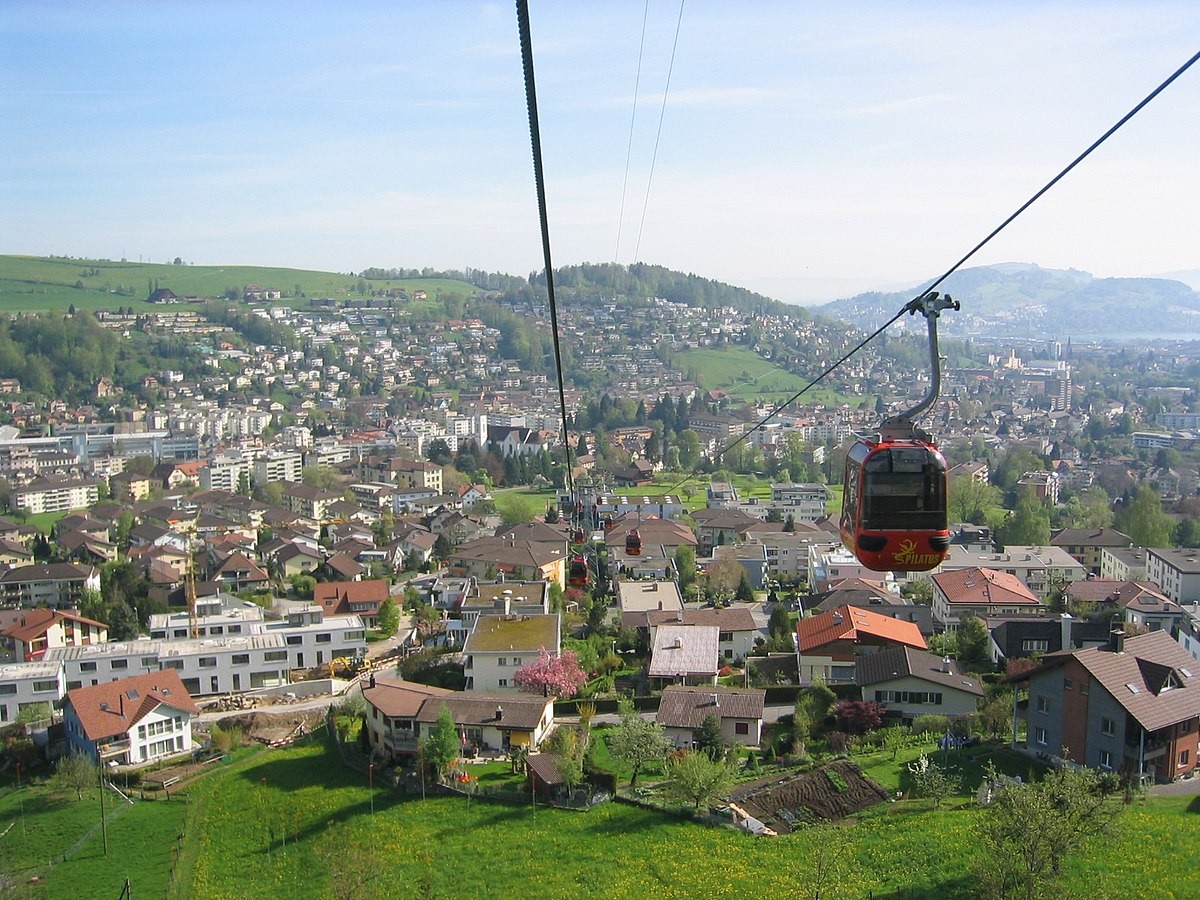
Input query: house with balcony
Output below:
<box><xmin>362</xmin><ymin>675</ymin><xmax>555</xmax><ymax>759</ymax></box>
<box><xmin>0</xmin><ymin>608</ymin><xmax>108</xmax><ymax>662</ymax></box>
<box><xmin>648</xmin><ymin>624</ymin><xmax>720</xmax><ymax>688</ymax></box>
<box><xmin>637</xmin><ymin>607</ymin><xmax>760</xmax><ymax>664</ymax></box>
<box><xmin>0</xmin><ymin>563</ymin><xmax>101</xmax><ymax>609</ymax></box>
<box><xmin>1014</xmin><ymin>630</ymin><xmax>1200</xmax><ymax>783</ymax></box>
<box><xmin>62</xmin><ymin>669</ymin><xmax>198</xmax><ymax>767</ymax></box>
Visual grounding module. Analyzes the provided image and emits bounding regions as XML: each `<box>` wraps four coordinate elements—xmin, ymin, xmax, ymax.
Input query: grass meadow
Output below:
<box><xmin>0</xmin><ymin>780</ymin><xmax>186</xmax><ymax>898</ymax></box>
<box><xmin>168</xmin><ymin>736</ymin><xmax>1199</xmax><ymax>899</ymax></box>
<box><xmin>0</xmin><ymin>735</ymin><xmax>1193</xmax><ymax>898</ymax></box>
<box><xmin>674</xmin><ymin>347</ymin><xmax>869</xmax><ymax>408</ymax></box>
<box><xmin>0</xmin><ymin>255</ymin><xmax>475</xmax><ymax>314</ymax></box>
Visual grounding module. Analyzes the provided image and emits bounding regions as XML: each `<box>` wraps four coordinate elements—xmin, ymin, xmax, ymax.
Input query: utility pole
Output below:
<box><xmin>98</xmin><ymin>760</ymin><xmax>108</xmax><ymax>856</ymax></box>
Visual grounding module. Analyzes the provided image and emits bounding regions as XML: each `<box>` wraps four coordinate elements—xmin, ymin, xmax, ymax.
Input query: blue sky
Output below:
<box><xmin>3</xmin><ymin>2</ymin><xmax>1199</xmax><ymax>303</ymax></box>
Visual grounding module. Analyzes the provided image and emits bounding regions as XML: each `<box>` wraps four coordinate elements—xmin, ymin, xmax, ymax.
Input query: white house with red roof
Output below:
<box><xmin>62</xmin><ymin>669</ymin><xmax>199</xmax><ymax>767</ymax></box>
<box><xmin>795</xmin><ymin>605</ymin><xmax>927</xmax><ymax>685</ymax></box>
<box><xmin>930</xmin><ymin>566</ymin><xmax>1043</xmax><ymax>631</ymax></box>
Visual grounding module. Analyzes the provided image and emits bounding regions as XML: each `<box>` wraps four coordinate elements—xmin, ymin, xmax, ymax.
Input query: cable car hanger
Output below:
<box><xmin>875</xmin><ymin>291</ymin><xmax>960</xmax><ymax>444</ymax></box>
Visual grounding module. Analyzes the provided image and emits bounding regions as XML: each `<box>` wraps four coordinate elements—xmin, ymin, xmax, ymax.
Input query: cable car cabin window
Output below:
<box><xmin>861</xmin><ymin>448</ymin><xmax>946</xmax><ymax>531</ymax></box>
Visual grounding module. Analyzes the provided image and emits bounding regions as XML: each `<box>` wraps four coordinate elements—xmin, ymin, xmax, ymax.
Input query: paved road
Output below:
<box><xmin>1149</xmin><ymin>777</ymin><xmax>1200</xmax><ymax>797</ymax></box>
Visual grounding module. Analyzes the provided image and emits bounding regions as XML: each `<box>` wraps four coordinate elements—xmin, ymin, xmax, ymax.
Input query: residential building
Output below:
<box><xmin>62</xmin><ymin>670</ymin><xmax>198</xmax><ymax>767</ymax></box>
<box><xmin>636</xmin><ymin>607</ymin><xmax>760</xmax><ymax>663</ymax></box>
<box><xmin>656</xmin><ymin>685</ymin><xmax>766</xmax><ymax>748</ymax></box>
<box><xmin>930</xmin><ymin>567</ymin><xmax>1044</xmax><ymax>631</ymax></box>
<box><xmin>1051</xmin><ymin>528</ymin><xmax>1133</xmax><ymax>575</ymax></box>
<box><xmin>769</xmin><ymin>483</ymin><xmax>830</xmax><ymax>524</ymax></box>
<box><xmin>808</xmin><ymin>543</ymin><xmax>894</xmax><ymax>593</ymax></box>
<box><xmin>984</xmin><ymin>613</ymin><xmax>1110</xmax><ymax>664</ymax></box>
<box><xmin>462</xmin><ymin>614</ymin><xmax>561</xmax><ymax>691</ymax></box>
<box><xmin>12</xmin><ymin>477</ymin><xmax>99</xmax><ymax>514</ymax></box>
<box><xmin>0</xmin><ymin>661</ymin><xmax>64</xmax><ymax>722</ymax></box>
<box><xmin>648</xmin><ymin>624</ymin><xmax>720</xmax><ymax>687</ymax></box>
<box><xmin>616</xmin><ymin>580</ymin><xmax>684</xmax><ymax>618</ymax></box>
<box><xmin>856</xmin><ymin>646</ymin><xmax>984</xmax><ymax>723</ymax></box>
<box><xmin>0</xmin><ymin>608</ymin><xmax>108</xmax><ymax>662</ymax></box>
<box><xmin>314</xmin><ymin>580</ymin><xmax>389</xmax><ymax>629</ymax></box>
<box><xmin>795</xmin><ymin>605</ymin><xmax>927</xmax><ymax>684</ymax></box>
<box><xmin>252</xmin><ymin>450</ymin><xmax>303</xmax><ymax>485</ymax></box>
<box><xmin>361</xmin><ymin>676</ymin><xmax>555</xmax><ymax>758</ymax></box>
<box><xmin>47</xmin><ymin>634</ymin><xmax>295</xmax><ymax>696</ymax></box>
<box><xmin>0</xmin><ymin>564</ymin><xmax>101</xmax><ymax>609</ymax></box>
<box><xmin>1101</xmin><ymin>546</ymin><xmax>1150</xmax><ymax>582</ymax></box>
<box><xmin>936</xmin><ymin>546</ymin><xmax>1086</xmax><ymax>597</ymax></box>
<box><xmin>1145</xmin><ymin>548</ymin><xmax>1200</xmax><ymax>605</ymax></box>
<box><xmin>1016</xmin><ymin>630</ymin><xmax>1200</xmax><ymax>783</ymax></box>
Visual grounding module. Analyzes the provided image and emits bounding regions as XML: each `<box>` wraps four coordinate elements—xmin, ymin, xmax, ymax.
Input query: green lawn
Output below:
<box><xmin>0</xmin><ymin>782</ymin><xmax>186</xmax><ymax>898</ymax></box>
<box><xmin>168</xmin><ymin>737</ymin><xmax>1200</xmax><ymax>899</ymax></box>
<box><xmin>493</xmin><ymin>486</ymin><xmax>558</xmax><ymax>523</ymax></box>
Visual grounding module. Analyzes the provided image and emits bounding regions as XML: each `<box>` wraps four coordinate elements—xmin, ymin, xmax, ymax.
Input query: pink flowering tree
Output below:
<box><xmin>513</xmin><ymin>647</ymin><xmax>587</xmax><ymax>699</ymax></box>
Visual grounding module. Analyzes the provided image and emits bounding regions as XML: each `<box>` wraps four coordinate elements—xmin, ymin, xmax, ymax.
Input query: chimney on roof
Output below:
<box><xmin>832</xmin><ymin>612</ymin><xmax>843</xmax><ymax>625</ymax></box>
<box><xmin>941</xmin><ymin>657</ymin><xmax>952</xmax><ymax>674</ymax></box>
<box><xmin>1109</xmin><ymin>628</ymin><xmax>1126</xmax><ymax>653</ymax></box>
<box><xmin>369</xmin><ymin>673</ymin><xmax>376</xmax><ymax>689</ymax></box>
<box><xmin>676</xmin><ymin>609</ymin><xmax>683</xmax><ymax>623</ymax></box>
<box><xmin>657</xmin><ymin>601</ymin><xmax>663</xmax><ymax>611</ymax></box>
<box><xmin>711</xmin><ymin>693</ymin><xmax>720</xmax><ymax>708</ymax></box>
<box><xmin>495</xmin><ymin>705</ymin><xmax>503</xmax><ymax>722</ymax></box>
<box><xmin>1060</xmin><ymin>613</ymin><xmax>1073</xmax><ymax>651</ymax></box>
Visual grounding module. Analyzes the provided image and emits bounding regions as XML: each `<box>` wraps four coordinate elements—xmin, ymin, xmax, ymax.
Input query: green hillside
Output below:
<box><xmin>0</xmin><ymin>255</ymin><xmax>477</xmax><ymax>313</ymax></box>
<box><xmin>675</xmin><ymin>347</ymin><xmax>867</xmax><ymax>407</ymax></box>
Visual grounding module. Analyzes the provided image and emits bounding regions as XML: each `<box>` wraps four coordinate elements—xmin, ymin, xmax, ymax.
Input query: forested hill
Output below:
<box><xmin>531</xmin><ymin>262</ymin><xmax>808</xmax><ymax>319</ymax></box>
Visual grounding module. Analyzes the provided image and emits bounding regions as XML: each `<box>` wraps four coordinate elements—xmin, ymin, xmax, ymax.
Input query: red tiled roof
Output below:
<box><xmin>2</xmin><ymin>608</ymin><xmax>106</xmax><ymax>644</ymax></box>
<box><xmin>314</xmin><ymin>578</ymin><xmax>389</xmax><ymax>614</ymax></box>
<box><xmin>931</xmin><ymin>567</ymin><xmax>1041</xmax><ymax>605</ymax></box>
<box><xmin>796</xmin><ymin>605</ymin><xmax>926</xmax><ymax>654</ymax></box>
<box><xmin>65</xmin><ymin>670</ymin><xmax>199</xmax><ymax>742</ymax></box>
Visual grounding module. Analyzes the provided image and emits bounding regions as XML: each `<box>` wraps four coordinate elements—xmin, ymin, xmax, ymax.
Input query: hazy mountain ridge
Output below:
<box><xmin>819</xmin><ymin>264</ymin><xmax>1200</xmax><ymax>337</ymax></box>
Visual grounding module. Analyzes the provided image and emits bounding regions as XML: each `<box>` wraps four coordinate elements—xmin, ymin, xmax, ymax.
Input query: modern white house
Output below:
<box><xmin>47</xmin><ymin>634</ymin><xmax>296</xmax><ymax>697</ymax></box>
<box><xmin>63</xmin><ymin>669</ymin><xmax>199</xmax><ymax>767</ymax></box>
<box><xmin>0</xmin><ymin>661</ymin><xmax>64</xmax><ymax>723</ymax></box>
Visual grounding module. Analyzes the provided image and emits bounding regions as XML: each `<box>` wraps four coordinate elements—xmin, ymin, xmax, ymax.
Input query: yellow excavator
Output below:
<box><xmin>330</xmin><ymin>656</ymin><xmax>368</xmax><ymax>678</ymax></box>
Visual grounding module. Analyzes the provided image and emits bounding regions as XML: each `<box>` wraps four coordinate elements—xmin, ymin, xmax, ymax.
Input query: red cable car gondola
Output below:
<box><xmin>840</xmin><ymin>292</ymin><xmax>958</xmax><ymax>573</ymax></box>
<box><xmin>568</xmin><ymin>554</ymin><xmax>589</xmax><ymax>587</ymax></box>
<box><xmin>625</xmin><ymin>528</ymin><xmax>642</xmax><ymax>556</ymax></box>
<box><xmin>571</xmin><ymin>527</ymin><xmax>585</xmax><ymax>544</ymax></box>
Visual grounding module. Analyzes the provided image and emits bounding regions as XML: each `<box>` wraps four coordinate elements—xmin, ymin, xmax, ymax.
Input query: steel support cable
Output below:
<box><xmin>517</xmin><ymin>0</ymin><xmax>574</xmax><ymax>495</ymax></box>
<box><xmin>615</xmin><ymin>0</ymin><xmax>651</xmax><ymax>262</ymax></box>
<box><xmin>633</xmin><ymin>0</ymin><xmax>686</xmax><ymax>263</ymax></box>
<box><xmin>667</xmin><ymin>46</ymin><xmax>1200</xmax><ymax>500</ymax></box>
